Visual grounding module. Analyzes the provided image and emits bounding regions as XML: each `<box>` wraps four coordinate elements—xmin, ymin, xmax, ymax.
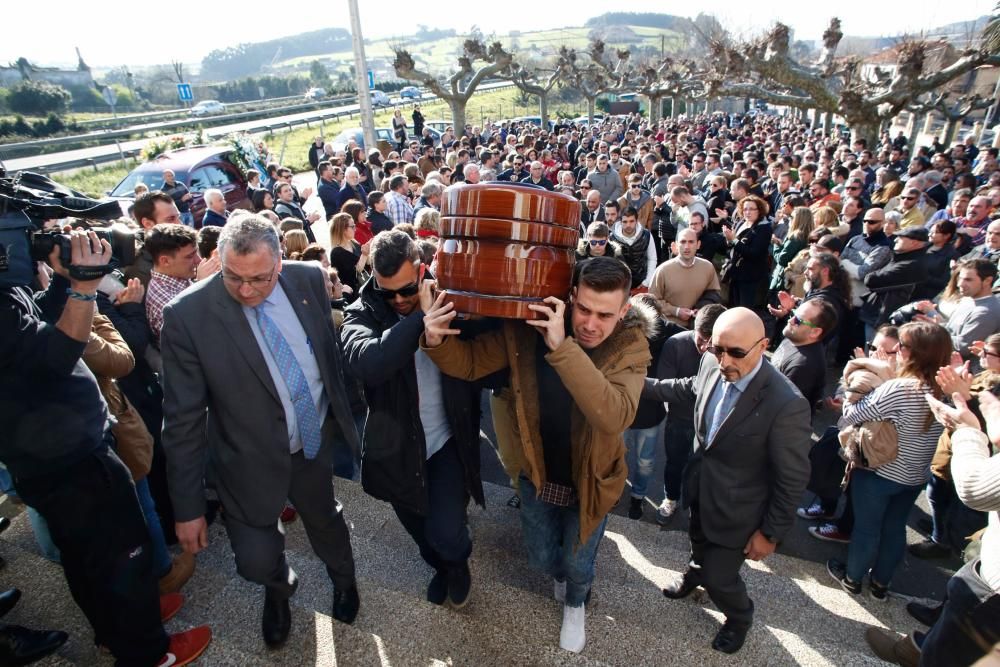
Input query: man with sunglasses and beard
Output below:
<box><xmin>341</xmin><ymin>231</ymin><xmax>488</xmax><ymax>611</ymax></box>
<box><xmin>641</xmin><ymin>307</ymin><xmax>811</xmax><ymax>655</ymax></box>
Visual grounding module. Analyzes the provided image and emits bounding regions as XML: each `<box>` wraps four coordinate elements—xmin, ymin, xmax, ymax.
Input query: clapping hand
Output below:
<box><xmin>936</xmin><ymin>362</ymin><xmax>973</xmax><ymax>401</ymax></box>
<box><xmin>526</xmin><ymin>296</ymin><xmax>567</xmax><ymax>351</ymax></box>
<box><xmin>926</xmin><ymin>392</ymin><xmax>981</xmax><ymax>431</ymax></box>
<box><xmin>114</xmin><ymin>278</ymin><xmax>145</xmax><ymax>305</ymax></box>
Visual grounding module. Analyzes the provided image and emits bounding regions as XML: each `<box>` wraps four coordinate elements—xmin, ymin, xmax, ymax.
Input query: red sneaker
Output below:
<box><xmin>280</xmin><ymin>504</ymin><xmax>298</xmax><ymax>523</ymax></box>
<box><xmin>157</xmin><ymin>626</ymin><xmax>212</xmax><ymax>667</ymax></box>
<box><xmin>809</xmin><ymin>523</ymin><xmax>851</xmax><ymax>544</ymax></box>
<box><xmin>160</xmin><ymin>592</ymin><xmax>184</xmax><ymax>623</ymax></box>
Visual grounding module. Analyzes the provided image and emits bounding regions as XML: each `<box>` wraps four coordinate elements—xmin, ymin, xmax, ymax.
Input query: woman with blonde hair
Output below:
<box><xmin>329</xmin><ymin>212</ymin><xmax>369</xmax><ymax>302</ymax></box>
<box><xmin>414</xmin><ymin>208</ymin><xmax>441</xmax><ymax>239</ymax></box>
<box><xmin>770</xmin><ymin>207</ymin><xmax>813</xmax><ymax>292</ymax></box>
<box><xmin>282</xmin><ymin>229</ymin><xmax>309</xmax><ymax>258</ymax></box>
<box><xmin>813</xmin><ymin>206</ymin><xmax>850</xmax><ymax>237</ymax></box>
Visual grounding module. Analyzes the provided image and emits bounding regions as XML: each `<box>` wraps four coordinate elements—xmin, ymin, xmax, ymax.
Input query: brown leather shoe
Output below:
<box><xmin>864</xmin><ymin>628</ymin><xmax>919</xmax><ymax>667</ymax></box>
<box><xmin>159</xmin><ymin>552</ymin><xmax>196</xmax><ymax>595</ymax></box>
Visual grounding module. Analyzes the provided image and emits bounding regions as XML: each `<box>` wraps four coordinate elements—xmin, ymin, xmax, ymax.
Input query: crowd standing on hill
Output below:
<box><xmin>3</xmin><ymin>107</ymin><xmax>1000</xmax><ymax>665</ymax></box>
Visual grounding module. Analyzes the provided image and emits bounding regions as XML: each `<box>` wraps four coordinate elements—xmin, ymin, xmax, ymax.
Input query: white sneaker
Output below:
<box><xmin>656</xmin><ymin>498</ymin><xmax>678</xmax><ymax>525</ymax></box>
<box><xmin>553</xmin><ymin>578</ymin><xmax>566</xmax><ymax>603</ymax></box>
<box><xmin>559</xmin><ymin>604</ymin><xmax>586</xmax><ymax>653</ymax></box>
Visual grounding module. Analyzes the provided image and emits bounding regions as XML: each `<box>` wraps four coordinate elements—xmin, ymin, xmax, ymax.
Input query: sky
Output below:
<box><xmin>2</xmin><ymin>0</ymin><xmax>993</xmax><ymax>69</ymax></box>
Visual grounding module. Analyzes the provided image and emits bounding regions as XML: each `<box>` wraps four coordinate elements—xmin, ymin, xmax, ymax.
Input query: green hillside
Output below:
<box><xmin>275</xmin><ymin>24</ymin><xmax>687</xmax><ymax>75</ymax></box>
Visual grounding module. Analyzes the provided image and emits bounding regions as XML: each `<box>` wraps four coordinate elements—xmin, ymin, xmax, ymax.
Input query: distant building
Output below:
<box><xmin>0</xmin><ymin>49</ymin><xmax>94</xmax><ymax>89</ymax></box>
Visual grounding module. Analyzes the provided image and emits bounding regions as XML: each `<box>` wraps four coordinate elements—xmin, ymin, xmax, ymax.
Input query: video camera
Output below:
<box><xmin>0</xmin><ymin>169</ymin><xmax>135</xmax><ymax>288</ymax></box>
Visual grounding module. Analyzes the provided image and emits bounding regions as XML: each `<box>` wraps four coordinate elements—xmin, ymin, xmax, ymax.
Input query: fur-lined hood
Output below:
<box><xmin>623</xmin><ymin>296</ymin><xmax>662</xmax><ymax>342</ymax></box>
<box><xmin>576</xmin><ymin>239</ymin><xmax>623</xmax><ymax>260</ymax></box>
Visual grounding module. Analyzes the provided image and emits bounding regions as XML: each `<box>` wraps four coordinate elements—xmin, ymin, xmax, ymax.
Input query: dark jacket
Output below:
<box><xmin>727</xmin><ymin>220</ymin><xmax>773</xmax><ymax>284</ymax></box>
<box><xmin>274</xmin><ymin>201</ymin><xmax>316</xmax><ymax>243</ymax></box>
<box><xmin>334</xmin><ymin>184</ymin><xmax>367</xmax><ymax>214</ymax></box>
<box><xmin>914</xmin><ymin>243</ymin><xmax>961</xmax><ymax>301</ymax></box>
<box><xmin>655</xmin><ymin>330</ymin><xmax>702</xmax><ymax>423</ymax></box>
<box><xmin>631</xmin><ymin>314</ymin><xmax>684</xmax><ymax>429</ymax></box>
<box><xmin>341</xmin><ymin>277</ymin><xmax>489</xmax><ymax>515</ymax></box>
<box><xmin>519</xmin><ymin>175</ymin><xmax>555</xmax><ymax>191</ymax></box>
<box><xmin>201</xmin><ymin>209</ymin><xmax>228</xmax><ymax>227</ymax></box>
<box><xmin>317</xmin><ymin>178</ymin><xmax>341</xmax><ymax>219</ymax></box>
<box><xmin>861</xmin><ymin>245</ymin><xmax>930</xmax><ymax>326</ymax></box>
<box><xmin>367</xmin><ymin>208</ymin><xmax>394</xmax><ymax>235</ymax></box>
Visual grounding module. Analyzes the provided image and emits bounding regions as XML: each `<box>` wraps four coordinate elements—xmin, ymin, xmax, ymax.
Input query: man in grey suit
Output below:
<box><xmin>160</xmin><ymin>214</ymin><xmax>361</xmax><ymax>648</ymax></box>
<box><xmin>642</xmin><ymin>308</ymin><xmax>811</xmax><ymax>654</ymax></box>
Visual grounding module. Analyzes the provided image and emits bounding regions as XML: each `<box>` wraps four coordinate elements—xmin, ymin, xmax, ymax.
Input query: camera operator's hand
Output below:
<box><xmin>49</xmin><ymin>229</ymin><xmax>112</xmax><ymax>294</ymax></box>
<box><xmin>114</xmin><ymin>278</ymin><xmax>145</xmax><ymax>306</ymax></box>
<box><xmin>176</xmin><ymin>517</ymin><xmax>208</xmax><ymax>555</ymax></box>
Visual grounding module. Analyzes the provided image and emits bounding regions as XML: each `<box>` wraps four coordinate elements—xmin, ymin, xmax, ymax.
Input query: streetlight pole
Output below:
<box><xmin>348</xmin><ymin>0</ymin><xmax>377</xmax><ymax>153</ymax></box>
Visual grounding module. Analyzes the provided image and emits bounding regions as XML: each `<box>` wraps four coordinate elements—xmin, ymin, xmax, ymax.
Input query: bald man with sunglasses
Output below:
<box><xmin>641</xmin><ymin>308</ymin><xmax>811</xmax><ymax>655</ymax></box>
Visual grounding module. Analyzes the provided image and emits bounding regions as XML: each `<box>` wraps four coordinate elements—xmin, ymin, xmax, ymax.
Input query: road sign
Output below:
<box><xmin>367</xmin><ymin>70</ymin><xmax>374</xmax><ymax>89</ymax></box>
<box><xmin>101</xmin><ymin>86</ymin><xmax>117</xmax><ymax>107</ymax></box>
<box><xmin>177</xmin><ymin>83</ymin><xmax>193</xmax><ymax>102</ymax></box>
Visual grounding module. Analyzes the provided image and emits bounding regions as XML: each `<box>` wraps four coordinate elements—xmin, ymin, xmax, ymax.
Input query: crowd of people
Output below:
<box><xmin>2</xmin><ymin>107</ymin><xmax>1000</xmax><ymax>666</ymax></box>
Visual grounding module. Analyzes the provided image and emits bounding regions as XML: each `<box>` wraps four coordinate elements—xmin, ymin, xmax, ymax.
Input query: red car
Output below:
<box><xmin>109</xmin><ymin>145</ymin><xmax>251</xmax><ymax>226</ymax></box>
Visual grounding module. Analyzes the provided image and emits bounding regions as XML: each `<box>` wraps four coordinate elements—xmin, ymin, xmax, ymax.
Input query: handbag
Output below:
<box><xmin>838</xmin><ymin>420</ymin><xmax>899</xmax><ymax>486</ymax></box>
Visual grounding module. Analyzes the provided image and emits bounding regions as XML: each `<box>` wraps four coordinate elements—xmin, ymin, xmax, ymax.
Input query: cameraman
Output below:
<box><xmin>0</xmin><ymin>229</ymin><xmax>210</xmax><ymax>666</ymax></box>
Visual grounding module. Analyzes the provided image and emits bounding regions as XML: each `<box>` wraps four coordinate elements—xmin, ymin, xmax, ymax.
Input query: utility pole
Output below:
<box><xmin>661</xmin><ymin>35</ymin><xmax>665</xmax><ymax>60</ymax></box>
<box><xmin>348</xmin><ymin>0</ymin><xmax>377</xmax><ymax>153</ymax></box>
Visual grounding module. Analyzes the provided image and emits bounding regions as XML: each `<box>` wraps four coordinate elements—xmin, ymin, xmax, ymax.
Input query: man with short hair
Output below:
<box><xmin>643</xmin><ymin>308</ymin><xmax>811</xmax><ymax>655</ymax></box>
<box><xmin>520</xmin><ymin>161</ymin><xmax>554</xmax><ymax>190</ymax></box>
<box><xmin>587</xmin><ymin>154</ymin><xmax>624</xmax><ymax>204</ymax></box>
<box><xmin>385</xmin><ymin>175</ymin><xmax>415</xmax><ymax>225</ymax></box>
<box><xmin>809</xmin><ymin>179</ymin><xmax>840</xmax><ymax>212</ymax></box>
<box><xmin>201</xmin><ymin>189</ymin><xmax>228</xmax><ymax>227</ymax></box>
<box><xmin>611</xmin><ymin>207</ymin><xmax>657</xmax><ymax>291</ymax></box>
<box><xmin>670</xmin><ymin>186</ymin><xmax>710</xmax><ymax>234</ymax></box>
<box><xmin>964</xmin><ymin>219</ymin><xmax>1000</xmax><ymax>263</ymax></box>
<box><xmin>463</xmin><ymin>162</ymin><xmax>481</xmax><ymax>185</ymax></box>
<box><xmin>959</xmin><ymin>196</ymin><xmax>993</xmax><ymax>245</ymax></box>
<box><xmin>317</xmin><ymin>162</ymin><xmax>341</xmax><ymax>219</ymax></box>
<box><xmin>145</xmin><ymin>224</ymin><xmax>202</xmax><ymax>343</ymax></box>
<box><xmin>918</xmin><ymin>259</ymin><xmax>1000</xmax><ymax>370</ymax></box>
<box><xmin>772</xmin><ymin>298</ymin><xmax>838</xmax><ymax>412</ymax></box>
<box><xmin>840</xmin><ymin>194</ymin><xmax>865</xmax><ymax>239</ymax></box>
<box><xmin>860</xmin><ymin>226</ymin><xmax>930</xmax><ymax>340</ymax></box>
<box><xmin>649</xmin><ymin>228</ymin><xmax>722</xmax><ymax>327</ymax></box>
<box><xmin>896</xmin><ymin>187</ymin><xmax>926</xmax><ymax>229</ymax></box>
<box><xmin>161</xmin><ymin>169</ymin><xmax>194</xmax><ymax>227</ymax></box>
<box><xmin>497</xmin><ymin>156</ymin><xmax>528</xmax><ymax>183</ymax></box>
<box><xmin>161</xmin><ymin>214</ymin><xmax>362</xmax><ymax>647</ymax></box>
<box><xmin>127</xmin><ymin>192</ymin><xmax>183</xmax><ymax>286</ymax></box>
<box><xmin>274</xmin><ymin>183</ymin><xmax>319</xmax><ymax>242</ymax></box>
<box><xmin>413</xmin><ymin>182</ymin><xmax>443</xmax><ymax>217</ymax></box>
<box><xmin>341</xmin><ymin>231</ymin><xmax>487</xmax><ymax>612</ymax></box>
<box><xmin>422</xmin><ymin>257</ymin><xmax>651</xmax><ymax>654</ymax></box>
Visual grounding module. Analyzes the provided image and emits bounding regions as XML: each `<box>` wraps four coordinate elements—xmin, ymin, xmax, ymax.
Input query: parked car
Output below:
<box><xmin>189</xmin><ymin>100</ymin><xmax>226</xmax><ymax>117</ymax></box>
<box><xmin>304</xmin><ymin>87</ymin><xmax>327</xmax><ymax>101</ymax></box>
<box><xmin>108</xmin><ymin>146</ymin><xmax>251</xmax><ymax>226</ymax></box>
<box><xmin>330</xmin><ymin>126</ymin><xmax>442</xmax><ymax>154</ymax></box>
<box><xmin>400</xmin><ymin>86</ymin><xmax>421</xmax><ymax>100</ymax></box>
<box><xmin>424</xmin><ymin>119</ymin><xmax>451</xmax><ymax>134</ymax></box>
<box><xmin>370</xmin><ymin>90</ymin><xmax>392</xmax><ymax>107</ymax></box>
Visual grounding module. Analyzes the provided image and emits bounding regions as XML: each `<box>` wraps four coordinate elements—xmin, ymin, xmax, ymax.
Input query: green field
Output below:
<box><xmin>59</xmin><ymin>86</ymin><xmax>562</xmax><ymax>198</ymax></box>
<box><xmin>278</xmin><ymin>24</ymin><xmax>685</xmax><ymax>73</ymax></box>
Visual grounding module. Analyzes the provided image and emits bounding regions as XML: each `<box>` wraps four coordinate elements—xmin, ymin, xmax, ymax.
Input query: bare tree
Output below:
<box><xmin>706</xmin><ymin>18</ymin><xmax>1000</xmax><ymax>145</ymax></box>
<box><xmin>909</xmin><ymin>92</ymin><xmax>994</xmax><ymax>144</ymax></box>
<box><xmin>556</xmin><ymin>42</ymin><xmax>632</xmax><ymax>124</ymax></box>
<box><xmin>393</xmin><ymin>39</ymin><xmax>513</xmax><ymax>138</ymax></box>
<box><xmin>171</xmin><ymin>60</ymin><xmax>185</xmax><ymax>85</ymax></box>
<box><xmin>508</xmin><ymin>56</ymin><xmax>567</xmax><ymax>128</ymax></box>
<box><xmin>634</xmin><ymin>58</ymin><xmax>705</xmax><ymax>123</ymax></box>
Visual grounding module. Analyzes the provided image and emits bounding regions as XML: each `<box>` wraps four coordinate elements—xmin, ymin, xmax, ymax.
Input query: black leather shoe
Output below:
<box><xmin>907</xmin><ymin>600</ymin><xmax>944</xmax><ymax>627</ymax></box>
<box><xmin>426</xmin><ymin>570</ymin><xmax>448</xmax><ymax>605</ymax></box>
<box><xmin>0</xmin><ymin>624</ymin><xmax>68</xmax><ymax>666</ymax></box>
<box><xmin>262</xmin><ymin>589</ymin><xmax>292</xmax><ymax>647</ymax></box>
<box><xmin>0</xmin><ymin>589</ymin><xmax>21</xmax><ymax>618</ymax></box>
<box><xmin>332</xmin><ymin>583</ymin><xmax>360</xmax><ymax>625</ymax></box>
<box><xmin>662</xmin><ymin>572</ymin><xmax>700</xmax><ymax>599</ymax></box>
<box><xmin>712</xmin><ymin>620</ymin><xmax>751</xmax><ymax>654</ymax></box>
<box><xmin>0</xmin><ymin>517</ymin><xmax>10</xmax><ymax>534</ymax></box>
<box><xmin>446</xmin><ymin>562</ymin><xmax>472</xmax><ymax>609</ymax></box>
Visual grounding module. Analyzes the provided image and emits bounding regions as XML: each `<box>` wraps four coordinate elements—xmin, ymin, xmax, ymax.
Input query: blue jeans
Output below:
<box><xmin>920</xmin><ymin>559</ymin><xmax>1000</xmax><ymax>666</ymax></box>
<box><xmin>624</xmin><ymin>423</ymin><xmax>660</xmax><ymax>498</ymax></box>
<box><xmin>846</xmin><ymin>468</ymin><xmax>923</xmax><ymax>584</ymax></box>
<box><xmin>136</xmin><ymin>477</ymin><xmax>172</xmax><ymax>577</ymax></box>
<box><xmin>518</xmin><ymin>476</ymin><xmax>608</xmax><ymax>607</ymax></box>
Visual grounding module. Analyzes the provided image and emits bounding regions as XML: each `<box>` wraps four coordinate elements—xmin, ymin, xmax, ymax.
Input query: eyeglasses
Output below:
<box><xmin>846</xmin><ymin>185</ymin><xmax>861</xmax><ymax>191</ymax></box>
<box><xmin>981</xmin><ymin>348</ymin><xmax>1000</xmax><ymax>359</ymax></box>
<box><xmin>790</xmin><ymin>311</ymin><xmax>819</xmax><ymax>328</ymax></box>
<box><xmin>372</xmin><ymin>281</ymin><xmax>421</xmax><ymax>300</ymax></box>
<box><xmin>589</xmin><ymin>239</ymin><xmax>608</xmax><ymax>246</ymax></box>
<box><xmin>222</xmin><ymin>265</ymin><xmax>277</xmax><ymax>290</ymax></box>
<box><xmin>707</xmin><ymin>336</ymin><xmax>766</xmax><ymax>359</ymax></box>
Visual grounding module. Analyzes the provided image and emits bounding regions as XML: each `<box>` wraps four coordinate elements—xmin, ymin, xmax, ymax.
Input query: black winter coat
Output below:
<box><xmin>861</xmin><ymin>246</ymin><xmax>929</xmax><ymax>327</ymax></box>
<box><xmin>341</xmin><ymin>277</ymin><xmax>491</xmax><ymax>515</ymax></box>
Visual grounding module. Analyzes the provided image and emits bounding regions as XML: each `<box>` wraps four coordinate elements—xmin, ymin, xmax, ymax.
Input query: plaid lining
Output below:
<box><xmin>538</xmin><ymin>482</ymin><xmax>577</xmax><ymax>507</ymax></box>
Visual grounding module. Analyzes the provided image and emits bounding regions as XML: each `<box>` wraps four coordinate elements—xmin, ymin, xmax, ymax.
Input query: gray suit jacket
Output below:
<box><xmin>160</xmin><ymin>262</ymin><xmax>358</xmax><ymax>526</ymax></box>
<box><xmin>644</xmin><ymin>354</ymin><xmax>811</xmax><ymax>549</ymax></box>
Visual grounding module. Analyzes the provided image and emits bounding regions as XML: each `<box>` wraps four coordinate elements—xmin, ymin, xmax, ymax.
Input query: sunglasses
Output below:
<box><xmin>790</xmin><ymin>312</ymin><xmax>818</xmax><ymax>328</ymax></box>
<box><xmin>589</xmin><ymin>239</ymin><xmax>608</xmax><ymax>246</ymax></box>
<box><xmin>372</xmin><ymin>281</ymin><xmax>420</xmax><ymax>300</ymax></box>
<box><xmin>863</xmin><ymin>218</ymin><xmax>882</xmax><ymax>224</ymax></box>
<box><xmin>707</xmin><ymin>336</ymin><xmax>766</xmax><ymax>360</ymax></box>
